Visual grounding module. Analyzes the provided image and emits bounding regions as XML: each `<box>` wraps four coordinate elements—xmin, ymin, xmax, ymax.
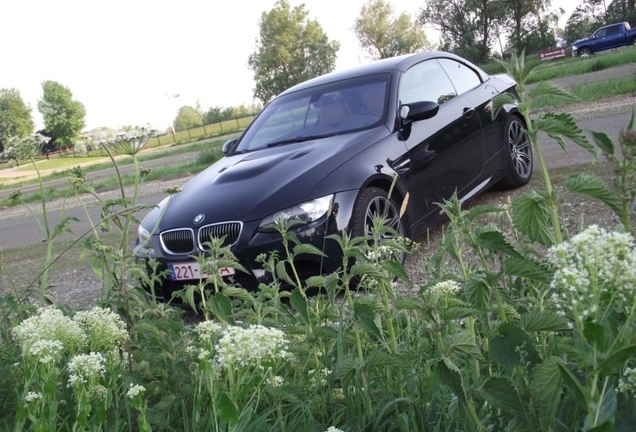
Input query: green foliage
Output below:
<box><xmin>4</xmin><ymin>87</ymin><xmax>636</xmax><ymax>430</ymax></box>
<box><xmin>37</xmin><ymin>80</ymin><xmax>86</xmax><ymax>148</ymax></box>
<box><xmin>173</xmin><ymin>105</ymin><xmax>203</xmax><ymax>131</ymax></box>
<box><xmin>0</xmin><ymin>88</ymin><xmax>34</xmax><ymax>152</ymax></box>
<box><xmin>248</xmin><ymin>0</ymin><xmax>339</xmax><ymax>104</ymax></box>
<box><xmin>353</xmin><ymin>0</ymin><xmax>433</xmax><ymax>60</ymax></box>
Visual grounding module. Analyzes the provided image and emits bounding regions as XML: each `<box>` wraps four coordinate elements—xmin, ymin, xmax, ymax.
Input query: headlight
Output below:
<box><xmin>134</xmin><ymin>225</ymin><xmax>154</xmax><ymax>257</ymax></box>
<box><xmin>258</xmin><ymin>195</ymin><xmax>333</xmax><ymax>232</ymax></box>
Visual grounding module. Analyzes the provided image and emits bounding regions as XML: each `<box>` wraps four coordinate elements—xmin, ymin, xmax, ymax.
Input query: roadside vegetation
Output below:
<box><xmin>2</xmin><ymin>53</ymin><xmax>636</xmax><ymax>431</ymax></box>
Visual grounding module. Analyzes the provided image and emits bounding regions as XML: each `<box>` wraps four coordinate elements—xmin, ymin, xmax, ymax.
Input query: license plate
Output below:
<box><xmin>168</xmin><ymin>262</ymin><xmax>235</xmax><ymax>281</ymax></box>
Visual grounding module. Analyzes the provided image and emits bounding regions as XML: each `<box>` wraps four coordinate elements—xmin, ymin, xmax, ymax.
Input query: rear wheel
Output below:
<box><xmin>492</xmin><ymin>115</ymin><xmax>533</xmax><ymax>190</ymax></box>
<box><xmin>579</xmin><ymin>47</ymin><xmax>592</xmax><ymax>57</ymax></box>
<box><xmin>351</xmin><ymin>188</ymin><xmax>406</xmax><ymax>262</ymax></box>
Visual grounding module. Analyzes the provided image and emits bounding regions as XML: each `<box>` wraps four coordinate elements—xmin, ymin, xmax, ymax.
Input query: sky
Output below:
<box><xmin>1</xmin><ymin>0</ymin><xmax>581</xmax><ymax>132</ymax></box>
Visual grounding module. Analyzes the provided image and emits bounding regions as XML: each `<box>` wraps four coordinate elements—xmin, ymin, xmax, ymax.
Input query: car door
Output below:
<box><xmin>397</xmin><ymin>58</ymin><xmax>484</xmax><ymax>226</ymax></box>
<box><xmin>437</xmin><ymin>58</ymin><xmax>501</xmax><ymax>169</ymax></box>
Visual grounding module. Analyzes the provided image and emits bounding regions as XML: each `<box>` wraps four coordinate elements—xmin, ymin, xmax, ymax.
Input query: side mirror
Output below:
<box><xmin>222</xmin><ymin>139</ymin><xmax>237</xmax><ymax>155</ymax></box>
<box><xmin>400</xmin><ymin>101</ymin><xmax>439</xmax><ymax>123</ymax></box>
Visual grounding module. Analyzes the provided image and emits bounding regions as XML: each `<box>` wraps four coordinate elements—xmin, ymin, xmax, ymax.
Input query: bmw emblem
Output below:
<box><xmin>193</xmin><ymin>214</ymin><xmax>205</xmax><ymax>224</ymax></box>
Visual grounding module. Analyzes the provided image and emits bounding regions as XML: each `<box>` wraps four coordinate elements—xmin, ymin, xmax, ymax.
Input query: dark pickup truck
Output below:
<box><xmin>572</xmin><ymin>22</ymin><xmax>636</xmax><ymax>57</ymax></box>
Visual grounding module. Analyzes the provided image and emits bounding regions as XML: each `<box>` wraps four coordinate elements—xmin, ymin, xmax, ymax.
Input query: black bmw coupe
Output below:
<box><xmin>135</xmin><ymin>51</ymin><xmax>532</xmax><ymax>298</ymax></box>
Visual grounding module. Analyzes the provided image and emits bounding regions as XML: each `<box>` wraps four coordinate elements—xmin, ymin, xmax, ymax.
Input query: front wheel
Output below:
<box><xmin>351</xmin><ymin>188</ymin><xmax>407</xmax><ymax>262</ymax></box>
<box><xmin>579</xmin><ymin>47</ymin><xmax>592</xmax><ymax>57</ymax></box>
<box><xmin>492</xmin><ymin>115</ymin><xmax>533</xmax><ymax>190</ymax></box>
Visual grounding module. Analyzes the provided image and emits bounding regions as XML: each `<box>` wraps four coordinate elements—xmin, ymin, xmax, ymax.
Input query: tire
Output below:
<box><xmin>579</xmin><ymin>47</ymin><xmax>592</xmax><ymax>57</ymax></box>
<box><xmin>492</xmin><ymin>115</ymin><xmax>533</xmax><ymax>190</ymax></box>
<box><xmin>351</xmin><ymin>188</ymin><xmax>407</xmax><ymax>262</ymax></box>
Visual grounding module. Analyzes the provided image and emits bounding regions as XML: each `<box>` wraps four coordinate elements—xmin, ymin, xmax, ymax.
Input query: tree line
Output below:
<box><xmin>2</xmin><ymin>0</ymin><xmax>634</xmax><ymax>153</ymax></box>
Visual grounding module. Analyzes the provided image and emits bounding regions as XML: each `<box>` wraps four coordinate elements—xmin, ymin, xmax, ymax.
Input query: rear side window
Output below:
<box><xmin>398</xmin><ymin>60</ymin><xmax>457</xmax><ymax>105</ymax></box>
<box><xmin>437</xmin><ymin>58</ymin><xmax>482</xmax><ymax>96</ymax></box>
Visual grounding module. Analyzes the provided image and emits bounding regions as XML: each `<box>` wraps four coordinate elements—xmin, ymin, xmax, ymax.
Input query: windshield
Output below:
<box><xmin>235</xmin><ymin>73</ymin><xmax>390</xmax><ymax>153</ymax></box>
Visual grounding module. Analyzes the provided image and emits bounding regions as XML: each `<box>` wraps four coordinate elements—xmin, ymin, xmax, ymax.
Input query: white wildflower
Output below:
<box><xmin>13</xmin><ymin>307</ymin><xmax>87</xmax><ymax>357</ymax></box>
<box><xmin>73</xmin><ymin>307</ymin><xmax>128</xmax><ymax>355</ymax></box>
<box><xmin>194</xmin><ymin>320</ymin><xmax>223</xmax><ymax>341</ymax></box>
<box><xmin>267</xmin><ymin>375</ymin><xmax>284</xmax><ymax>387</ymax></box>
<box><xmin>67</xmin><ymin>352</ymin><xmax>106</xmax><ymax>387</ymax></box>
<box><xmin>127</xmin><ymin>384</ymin><xmax>146</xmax><ymax>399</ymax></box>
<box><xmin>326</xmin><ymin>426</ymin><xmax>345</xmax><ymax>432</ymax></box>
<box><xmin>215</xmin><ymin>324</ymin><xmax>290</xmax><ymax>368</ymax></box>
<box><xmin>24</xmin><ymin>391</ymin><xmax>43</xmax><ymax>403</ymax></box>
<box><xmin>428</xmin><ymin>280</ymin><xmax>461</xmax><ymax>296</ymax></box>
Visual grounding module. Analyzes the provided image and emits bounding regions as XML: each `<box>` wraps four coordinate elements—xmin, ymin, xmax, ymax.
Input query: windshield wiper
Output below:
<box><xmin>266</xmin><ymin>133</ymin><xmax>336</xmax><ymax>148</ymax></box>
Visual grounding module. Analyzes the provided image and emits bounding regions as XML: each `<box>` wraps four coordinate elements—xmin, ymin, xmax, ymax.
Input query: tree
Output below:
<box><xmin>0</xmin><ymin>88</ymin><xmax>35</xmax><ymax>153</ymax></box>
<box><xmin>37</xmin><ymin>81</ymin><xmax>86</xmax><ymax>148</ymax></box>
<box><xmin>420</xmin><ymin>0</ymin><xmax>504</xmax><ymax>64</ymax></box>
<box><xmin>564</xmin><ymin>3</ymin><xmax>605</xmax><ymax>43</ymax></box>
<box><xmin>354</xmin><ymin>0</ymin><xmax>433</xmax><ymax>59</ymax></box>
<box><xmin>173</xmin><ymin>105</ymin><xmax>203</xmax><ymax>132</ymax></box>
<box><xmin>248</xmin><ymin>0</ymin><xmax>340</xmax><ymax>104</ymax></box>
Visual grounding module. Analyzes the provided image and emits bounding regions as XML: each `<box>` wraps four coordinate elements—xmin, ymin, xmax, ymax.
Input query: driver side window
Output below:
<box><xmin>398</xmin><ymin>60</ymin><xmax>457</xmax><ymax>106</ymax></box>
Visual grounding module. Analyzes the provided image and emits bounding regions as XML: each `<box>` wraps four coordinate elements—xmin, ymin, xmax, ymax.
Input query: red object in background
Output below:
<box><xmin>538</xmin><ymin>48</ymin><xmax>567</xmax><ymax>60</ymax></box>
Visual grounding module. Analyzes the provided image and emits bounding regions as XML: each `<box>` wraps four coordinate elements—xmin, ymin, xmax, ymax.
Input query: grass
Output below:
<box><xmin>0</xmin><ymin>142</ymin><xmax>225</xmax><ymax>208</ymax></box>
<box><xmin>533</xmin><ymin>74</ymin><xmax>636</xmax><ymax>108</ymax></box>
<box><xmin>480</xmin><ymin>45</ymin><xmax>636</xmax><ymax>80</ymax></box>
<box><xmin>0</xmin><ymin>137</ymin><xmax>227</xmax><ymax>189</ymax></box>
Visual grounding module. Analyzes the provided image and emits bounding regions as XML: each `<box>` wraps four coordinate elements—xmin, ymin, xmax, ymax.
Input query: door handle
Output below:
<box><xmin>463</xmin><ymin>107</ymin><xmax>475</xmax><ymax>118</ymax></box>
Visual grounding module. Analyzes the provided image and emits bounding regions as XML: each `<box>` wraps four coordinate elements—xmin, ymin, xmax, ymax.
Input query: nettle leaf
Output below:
<box><xmin>209</xmin><ymin>293</ymin><xmax>234</xmax><ymax>324</ymax></box>
<box><xmin>467</xmin><ymin>204</ymin><xmax>507</xmax><ymax>221</ymax></box>
<box><xmin>290</xmin><ymin>288</ymin><xmax>309</xmax><ymax>324</ymax></box>
<box><xmin>594</xmin><ymin>345</ymin><xmax>636</xmax><ymax>378</ymax></box>
<box><xmin>380</xmin><ymin>260</ymin><xmax>410</xmax><ymax>283</ymax></box>
<box><xmin>503</xmin><ymin>257</ymin><xmax>553</xmax><ymax>284</ymax></box>
<box><xmin>435</xmin><ymin>357</ymin><xmax>467</xmax><ymax>404</ymax></box>
<box><xmin>557</xmin><ymin>362</ymin><xmax>590</xmax><ymax>409</ymax></box>
<box><xmin>218</xmin><ymin>391</ymin><xmax>239</xmax><ymax>425</ymax></box>
<box><xmin>566</xmin><ymin>173</ymin><xmax>622</xmax><ymax>215</ymax></box>
<box><xmin>464</xmin><ymin>272</ymin><xmax>490</xmax><ymax>308</ymax></box>
<box><xmin>491</xmin><ymin>93</ymin><xmax>517</xmax><ymax>120</ymax></box>
<box><xmin>521</xmin><ymin>310</ymin><xmax>570</xmax><ymax>332</ymax></box>
<box><xmin>530</xmin><ymin>357</ymin><xmax>563</xmax><ymax>430</ymax></box>
<box><xmin>394</xmin><ymin>297</ymin><xmax>421</xmax><ymax>310</ymax></box>
<box><xmin>446</xmin><ymin>331</ymin><xmax>482</xmax><ymax>359</ymax></box>
<box><xmin>349</xmin><ymin>262</ymin><xmax>386</xmax><ymax>279</ymax></box>
<box><xmin>533</xmin><ymin>112</ymin><xmax>596</xmax><ymax>157</ymax></box>
<box><xmin>444</xmin><ymin>306</ymin><xmax>479</xmax><ymax>321</ymax></box>
<box><xmin>292</xmin><ymin>243</ymin><xmax>326</xmax><ymax>257</ymax></box>
<box><xmin>353</xmin><ymin>302</ymin><xmax>382</xmax><ymax>340</ymax></box>
<box><xmin>512</xmin><ymin>192</ymin><xmax>554</xmax><ymax>247</ymax></box>
<box><xmin>586</xmin><ymin>386</ymin><xmax>617</xmax><ymax>432</ymax></box>
<box><xmin>476</xmin><ymin>229</ymin><xmax>523</xmax><ymax>259</ymax></box>
<box><xmin>365</xmin><ymin>349</ymin><xmax>408</xmax><ymax>369</ymax></box>
<box><xmin>275</xmin><ymin>261</ymin><xmax>295</xmax><ymax>286</ymax></box>
<box><xmin>489</xmin><ymin>323</ymin><xmax>541</xmax><ymax>369</ymax></box>
<box><xmin>529</xmin><ymin>81</ymin><xmax>577</xmax><ymax>102</ymax></box>
<box><xmin>480</xmin><ymin>376</ymin><xmax>526</xmax><ymax>417</ymax></box>
<box><xmin>304</xmin><ymin>275</ymin><xmax>326</xmax><ymax>288</ymax></box>
<box><xmin>588</xmin><ymin>129</ymin><xmax>615</xmax><ymax>155</ymax></box>
<box><xmin>583</xmin><ymin>319</ymin><xmax>607</xmax><ymax>350</ymax></box>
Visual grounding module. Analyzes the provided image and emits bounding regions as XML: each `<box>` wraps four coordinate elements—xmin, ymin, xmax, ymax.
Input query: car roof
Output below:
<box><xmin>278</xmin><ymin>51</ymin><xmax>488</xmax><ymax>97</ymax></box>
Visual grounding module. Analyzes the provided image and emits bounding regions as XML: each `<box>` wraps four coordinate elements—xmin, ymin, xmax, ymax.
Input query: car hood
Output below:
<box><xmin>145</xmin><ymin>128</ymin><xmax>389</xmax><ymax>230</ymax></box>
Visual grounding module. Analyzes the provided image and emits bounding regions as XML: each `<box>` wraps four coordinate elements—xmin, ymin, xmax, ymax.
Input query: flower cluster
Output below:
<box><xmin>215</xmin><ymin>324</ymin><xmax>290</xmax><ymax>369</ymax></box>
<box><xmin>73</xmin><ymin>307</ymin><xmax>129</xmax><ymax>356</ymax></box>
<box><xmin>266</xmin><ymin>375</ymin><xmax>284</xmax><ymax>387</ymax></box>
<box><xmin>91</xmin><ymin>126</ymin><xmax>157</xmax><ymax>156</ymax></box>
<box><xmin>427</xmin><ymin>280</ymin><xmax>461</xmax><ymax>296</ymax></box>
<box><xmin>548</xmin><ymin>225</ymin><xmax>636</xmax><ymax>320</ymax></box>
<box><xmin>325</xmin><ymin>426</ymin><xmax>345</xmax><ymax>432</ymax></box>
<box><xmin>194</xmin><ymin>320</ymin><xmax>223</xmax><ymax>341</ymax></box>
<box><xmin>127</xmin><ymin>384</ymin><xmax>146</xmax><ymax>399</ymax></box>
<box><xmin>13</xmin><ymin>307</ymin><xmax>87</xmax><ymax>358</ymax></box>
<box><xmin>309</xmin><ymin>368</ymin><xmax>332</xmax><ymax>386</ymax></box>
<box><xmin>67</xmin><ymin>352</ymin><xmax>106</xmax><ymax>387</ymax></box>
<box><xmin>0</xmin><ymin>133</ymin><xmax>50</xmax><ymax>161</ymax></box>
